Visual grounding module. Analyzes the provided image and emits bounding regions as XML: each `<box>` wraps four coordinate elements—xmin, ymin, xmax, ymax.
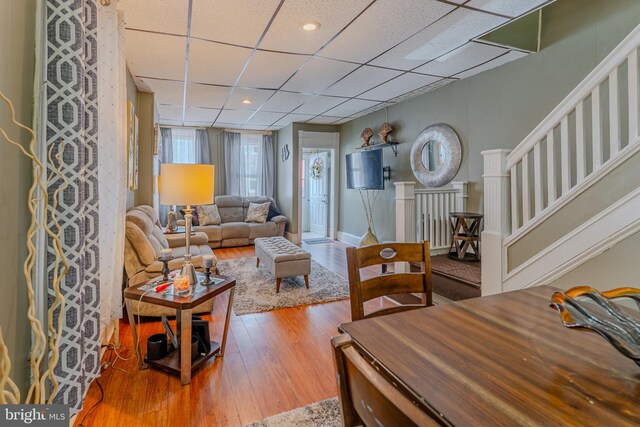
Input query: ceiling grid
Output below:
<box><xmin>120</xmin><ymin>0</ymin><xmax>553</xmax><ymax>130</ymax></box>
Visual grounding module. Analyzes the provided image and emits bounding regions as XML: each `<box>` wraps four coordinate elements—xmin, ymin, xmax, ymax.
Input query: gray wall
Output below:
<box><xmin>338</xmin><ymin>0</ymin><xmax>640</xmax><ymax>243</ymax></box>
<box><xmin>0</xmin><ymin>0</ymin><xmax>36</xmax><ymax>396</ymax></box>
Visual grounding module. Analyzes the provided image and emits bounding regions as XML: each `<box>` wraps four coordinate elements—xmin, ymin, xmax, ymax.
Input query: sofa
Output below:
<box><xmin>124</xmin><ymin>205</ymin><xmax>217</xmax><ymax>316</ymax></box>
<box><xmin>182</xmin><ymin>196</ymin><xmax>288</xmax><ymax>248</ymax></box>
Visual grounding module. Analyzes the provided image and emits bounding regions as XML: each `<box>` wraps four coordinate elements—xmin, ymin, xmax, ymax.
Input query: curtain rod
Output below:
<box><xmin>222</xmin><ymin>128</ymin><xmax>273</xmax><ymax>135</ymax></box>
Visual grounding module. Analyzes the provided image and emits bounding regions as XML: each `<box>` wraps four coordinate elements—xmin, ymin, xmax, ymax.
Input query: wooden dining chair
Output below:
<box><xmin>345</xmin><ymin>241</ymin><xmax>432</xmax><ymax>321</ymax></box>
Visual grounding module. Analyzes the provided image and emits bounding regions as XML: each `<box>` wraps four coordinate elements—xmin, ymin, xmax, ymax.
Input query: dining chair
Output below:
<box><xmin>345</xmin><ymin>241</ymin><xmax>433</xmax><ymax>321</ymax></box>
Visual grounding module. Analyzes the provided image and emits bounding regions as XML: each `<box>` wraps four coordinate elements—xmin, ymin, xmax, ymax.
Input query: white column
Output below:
<box><xmin>395</xmin><ymin>182</ymin><xmax>416</xmax><ymax>274</ymax></box>
<box><xmin>450</xmin><ymin>181</ymin><xmax>468</xmax><ymax>212</ymax></box>
<box><xmin>481</xmin><ymin>150</ymin><xmax>511</xmax><ymax>296</ymax></box>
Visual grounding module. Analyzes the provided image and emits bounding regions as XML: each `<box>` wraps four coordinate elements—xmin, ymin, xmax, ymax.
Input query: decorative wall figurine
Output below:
<box><xmin>281</xmin><ymin>144</ymin><xmax>290</xmax><ymax>162</ymax></box>
<box><xmin>378</xmin><ymin>122</ymin><xmax>393</xmax><ymax>143</ymax></box>
<box><xmin>360</xmin><ymin>127</ymin><xmax>373</xmax><ymax>147</ymax></box>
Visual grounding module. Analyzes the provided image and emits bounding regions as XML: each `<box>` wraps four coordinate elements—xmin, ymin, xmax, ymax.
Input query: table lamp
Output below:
<box><xmin>160</xmin><ymin>163</ymin><xmax>214</xmax><ymax>285</ymax></box>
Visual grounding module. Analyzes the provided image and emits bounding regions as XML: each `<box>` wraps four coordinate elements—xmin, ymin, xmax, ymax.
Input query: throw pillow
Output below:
<box><xmin>179</xmin><ymin>207</ymin><xmax>199</xmax><ymax>226</ymax></box>
<box><xmin>197</xmin><ymin>204</ymin><xmax>222</xmax><ymax>226</ymax></box>
<box><xmin>245</xmin><ymin>202</ymin><xmax>270</xmax><ymax>223</ymax></box>
<box><xmin>266</xmin><ymin>201</ymin><xmax>281</xmax><ymax>221</ymax></box>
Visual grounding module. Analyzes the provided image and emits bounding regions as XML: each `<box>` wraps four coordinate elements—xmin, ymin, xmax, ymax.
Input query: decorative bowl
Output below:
<box><xmin>550</xmin><ymin>286</ymin><xmax>640</xmax><ymax>366</ymax></box>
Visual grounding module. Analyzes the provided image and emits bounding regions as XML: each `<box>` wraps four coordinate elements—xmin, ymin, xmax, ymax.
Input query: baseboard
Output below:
<box><xmin>337</xmin><ymin>231</ymin><xmax>360</xmax><ymax>247</ymax></box>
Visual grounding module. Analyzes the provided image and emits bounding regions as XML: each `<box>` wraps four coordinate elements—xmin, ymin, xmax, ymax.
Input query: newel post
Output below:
<box><xmin>481</xmin><ymin>150</ymin><xmax>511</xmax><ymax>295</ymax></box>
<box><xmin>395</xmin><ymin>182</ymin><xmax>416</xmax><ymax>274</ymax></box>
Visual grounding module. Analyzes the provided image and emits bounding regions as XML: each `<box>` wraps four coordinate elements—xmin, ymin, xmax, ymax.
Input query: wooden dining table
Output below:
<box><xmin>337</xmin><ymin>285</ymin><xmax>640</xmax><ymax>426</ymax></box>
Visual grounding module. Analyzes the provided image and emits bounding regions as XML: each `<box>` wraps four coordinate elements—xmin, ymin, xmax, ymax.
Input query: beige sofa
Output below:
<box><xmin>124</xmin><ymin>205</ymin><xmax>217</xmax><ymax>316</ymax></box>
<box><xmin>183</xmin><ymin>195</ymin><xmax>288</xmax><ymax>248</ymax></box>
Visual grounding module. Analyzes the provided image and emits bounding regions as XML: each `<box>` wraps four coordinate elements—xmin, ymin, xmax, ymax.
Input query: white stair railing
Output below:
<box><xmin>506</xmin><ymin>24</ymin><xmax>640</xmax><ymax>240</ymax></box>
<box><xmin>482</xmin><ymin>24</ymin><xmax>640</xmax><ymax>295</ymax></box>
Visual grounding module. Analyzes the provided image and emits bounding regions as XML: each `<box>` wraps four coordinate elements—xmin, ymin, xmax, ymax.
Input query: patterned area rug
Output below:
<box><xmin>244</xmin><ymin>398</ymin><xmax>341</xmax><ymax>427</ymax></box>
<box><xmin>217</xmin><ymin>257</ymin><xmax>349</xmax><ymax>315</ymax></box>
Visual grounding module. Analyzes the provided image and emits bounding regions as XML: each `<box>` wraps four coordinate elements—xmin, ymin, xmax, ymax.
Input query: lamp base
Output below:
<box><xmin>181</xmin><ymin>261</ymin><xmax>198</xmax><ymax>285</ymax></box>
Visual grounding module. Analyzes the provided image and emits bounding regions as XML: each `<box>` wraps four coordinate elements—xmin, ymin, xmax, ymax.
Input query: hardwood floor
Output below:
<box><xmin>75</xmin><ymin>241</ymin><xmax>391</xmax><ymax>427</ymax></box>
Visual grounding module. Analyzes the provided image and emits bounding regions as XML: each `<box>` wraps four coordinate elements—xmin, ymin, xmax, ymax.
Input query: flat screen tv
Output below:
<box><xmin>346</xmin><ymin>150</ymin><xmax>384</xmax><ymax>190</ymax></box>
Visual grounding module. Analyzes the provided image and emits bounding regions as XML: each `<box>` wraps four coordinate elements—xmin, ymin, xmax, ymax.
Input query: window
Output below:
<box><xmin>240</xmin><ymin>133</ymin><xmax>263</xmax><ymax>197</ymax></box>
<box><xmin>172</xmin><ymin>128</ymin><xmax>196</xmax><ymax>163</ymax></box>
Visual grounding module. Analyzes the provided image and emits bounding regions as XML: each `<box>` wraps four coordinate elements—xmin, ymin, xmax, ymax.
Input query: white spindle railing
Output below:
<box><xmin>415</xmin><ymin>182</ymin><xmax>467</xmax><ymax>251</ymax></box>
<box><xmin>505</xmin><ymin>24</ymin><xmax>640</xmax><ymax>238</ymax></box>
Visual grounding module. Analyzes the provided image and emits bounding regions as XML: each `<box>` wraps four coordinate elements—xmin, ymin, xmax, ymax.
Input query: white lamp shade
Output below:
<box><xmin>159</xmin><ymin>163</ymin><xmax>215</xmax><ymax>206</ymax></box>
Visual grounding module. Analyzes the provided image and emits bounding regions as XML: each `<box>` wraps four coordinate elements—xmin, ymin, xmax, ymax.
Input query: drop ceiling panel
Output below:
<box><xmin>322</xmin><ymin>66</ymin><xmax>403</xmax><ymax>97</ymax></box>
<box><xmin>186</xmin><ymin>84</ymin><xmax>230</xmax><ymax>109</ymax></box>
<box><xmin>307</xmin><ymin>115</ymin><xmax>342</xmax><ymax>124</ymax></box>
<box><xmin>141</xmin><ymin>78</ymin><xmax>185</xmax><ymax>106</ymax></box>
<box><xmin>359</xmin><ymin>73</ymin><xmax>440</xmax><ymax>101</ymax></box>
<box><xmin>237</xmin><ymin>51</ymin><xmax>310</xmax><ymax>89</ymax></box>
<box><xmin>188</xmin><ymin>40</ymin><xmax>252</xmax><ymax>86</ymax></box>
<box><xmin>259</xmin><ymin>91</ymin><xmax>315</xmax><ymax>113</ymax></box>
<box><xmin>159</xmin><ymin>119</ymin><xmax>183</xmax><ymax>126</ymax></box>
<box><xmin>413</xmin><ymin>41</ymin><xmax>509</xmax><ymax>77</ymax></box>
<box><xmin>468</xmin><ymin>0</ymin><xmax>552</xmax><ymax>18</ymax></box>
<box><xmin>371</xmin><ymin>8</ymin><xmax>508</xmax><ymax>70</ymax></box>
<box><xmin>260</xmin><ymin>0</ymin><xmax>370</xmax><ymax>54</ymax></box>
<box><xmin>216</xmin><ymin>109</ymin><xmax>256</xmax><ymax>124</ymax></box>
<box><xmin>274</xmin><ymin>113</ymin><xmax>315</xmax><ymax>126</ymax></box>
<box><xmin>226</xmin><ymin>88</ymin><xmax>276</xmax><ymax>110</ymax></box>
<box><xmin>185</xmin><ymin>107</ymin><xmax>220</xmax><ymax>122</ymax></box>
<box><xmin>245</xmin><ymin>111</ymin><xmax>286</xmax><ymax>126</ymax></box>
<box><xmin>126</xmin><ymin>31</ymin><xmax>186</xmax><ymax>80</ymax></box>
<box><xmin>293</xmin><ymin>95</ymin><xmax>349</xmax><ymax>115</ymax></box>
<box><xmin>158</xmin><ymin>105</ymin><xmax>184</xmax><ymax>121</ymax></box>
<box><xmin>454</xmin><ymin>50</ymin><xmax>528</xmax><ymax>79</ymax></box>
<box><xmin>320</xmin><ymin>0</ymin><xmax>456</xmax><ymax>63</ymax></box>
<box><xmin>282</xmin><ymin>57</ymin><xmax>359</xmax><ymax>94</ymax></box>
<box><xmin>190</xmin><ymin>0</ymin><xmax>281</xmax><ymax>46</ymax></box>
<box><xmin>388</xmin><ymin>78</ymin><xmax>455</xmax><ymax>103</ymax></box>
<box><xmin>323</xmin><ymin>99</ymin><xmax>380</xmax><ymax>117</ymax></box>
<box><xmin>119</xmin><ymin>0</ymin><xmax>188</xmax><ymax>35</ymax></box>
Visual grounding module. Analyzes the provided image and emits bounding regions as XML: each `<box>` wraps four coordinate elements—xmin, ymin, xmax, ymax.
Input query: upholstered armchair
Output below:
<box><xmin>124</xmin><ymin>205</ymin><xmax>218</xmax><ymax>316</ymax></box>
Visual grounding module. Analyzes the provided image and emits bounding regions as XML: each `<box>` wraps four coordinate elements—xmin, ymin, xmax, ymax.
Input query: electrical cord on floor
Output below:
<box><xmin>76</xmin><ymin>378</ymin><xmax>103</xmax><ymax>427</ymax></box>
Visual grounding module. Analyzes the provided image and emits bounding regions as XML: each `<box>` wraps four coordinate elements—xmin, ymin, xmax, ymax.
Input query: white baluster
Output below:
<box><xmin>610</xmin><ymin>68</ymin><xmax>621</xmax><ymax>156</ymax></box>
<box><xmin>511</xmin><ymin>163</ymin><xmax>519</xmax><ymax>233</ymax></box>
<box><xmin>546</xmin><ymin>130</ymin><xmax>556</xmax><ymax>205</ymax></box>
<box><xmin>629</xmin><ymin>50</ymin><xmax>638</xmax><ymax>142</ymax></box>
<box><xmin>533</xmin><ymin>143</ymin><xmax>542</xmax><ymax>215</ymax></box>
<box><xmin>560</xmin><ymin>115</ymin><xmax>571</xmax><ymax>194</ymax></box>
<box><xmin>592</xmin><ymin>86</ymin><xmax>603</xmax><ymax>169</ymax></box>
<box><xmin>576</xmin><ymin>101</ymin><xmax>586</xmax><ymax>183</ymax></box>
<box><xmin>522</xmin><ymin>152</ymin><xmax>530</xmax><ymax>224</ymax></box>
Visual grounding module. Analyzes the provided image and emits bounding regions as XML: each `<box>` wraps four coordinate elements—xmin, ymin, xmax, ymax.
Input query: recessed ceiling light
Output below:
<box><xmin>242</xmin><ymin>98</ymin><xmax>253</xmax><ymax>105</ymax></box>
<box><xmin>302</xmin><ymin>21</ymin><xmax>320</xmax><ymax>32</ymax></box>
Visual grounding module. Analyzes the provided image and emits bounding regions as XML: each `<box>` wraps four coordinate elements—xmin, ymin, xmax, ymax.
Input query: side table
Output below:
<box><xmin>123</xmin><ymin>273</ymin><xmax>235</xmax><ymax>385</ymax></box>
<box><xmin>448</xmin><ymin>212</ymin><xmax>482</xmax><ymax>262</ymax></box>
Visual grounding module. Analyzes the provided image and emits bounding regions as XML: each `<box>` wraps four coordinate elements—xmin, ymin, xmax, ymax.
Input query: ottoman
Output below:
<box><xmin>254</xmin><ymin>237</ymin><xmax>311</xmax><ymax>293</ymax></box>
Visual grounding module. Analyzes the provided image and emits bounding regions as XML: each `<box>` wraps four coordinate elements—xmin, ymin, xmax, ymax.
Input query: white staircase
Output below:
<box><xmin>482</xmin><ymin>23</ymin><xmax>640</xmax><ymax>295</ymax></box>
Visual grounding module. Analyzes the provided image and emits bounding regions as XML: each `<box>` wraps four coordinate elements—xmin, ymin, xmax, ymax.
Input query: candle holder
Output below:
<box><xmin>161</xmin><ymin>258</ymin><xmax>171</xmax><ymax>282</ymax></box>
<box><xmin>202</xmin><ymin>266</ymin><xmax>213</xmax><ymax>286</ymax></box>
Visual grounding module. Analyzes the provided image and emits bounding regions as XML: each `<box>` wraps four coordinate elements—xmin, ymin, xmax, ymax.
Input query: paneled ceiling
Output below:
<box><xmin>121</xmin><ymin>0</ymin><xmax>553</xmax><ymax>130</ymax></box>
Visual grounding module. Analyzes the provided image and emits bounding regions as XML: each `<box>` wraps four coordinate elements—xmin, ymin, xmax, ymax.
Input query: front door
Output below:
<box><xmin>308</xmin><ymin>151</ymin><xmax>329</xmax><ymax>237</ymax></box>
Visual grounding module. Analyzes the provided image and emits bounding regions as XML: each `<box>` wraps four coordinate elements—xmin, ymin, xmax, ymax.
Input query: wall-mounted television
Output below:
<box><xmin>345</xmin><ymin>150</ymin><xmax>384</xmax><ymax>190</ymax></box>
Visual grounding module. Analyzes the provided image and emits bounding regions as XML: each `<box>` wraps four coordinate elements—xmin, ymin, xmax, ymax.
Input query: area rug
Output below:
<box><xmin>244</xmin><ymin>398</ymin><xmax>341</xmax><ymax>427</ymax></box>
<box><xmin>217</xmin><ymin>257</ymin><xmax>349</xmax><ymax>315</ymax></box>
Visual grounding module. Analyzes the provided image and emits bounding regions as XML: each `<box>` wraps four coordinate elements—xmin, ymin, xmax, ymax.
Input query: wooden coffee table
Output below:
<box><xmin>124</xmin><ymin>274</ymin><xmax>235</xmax><ymax>385</ymax></box>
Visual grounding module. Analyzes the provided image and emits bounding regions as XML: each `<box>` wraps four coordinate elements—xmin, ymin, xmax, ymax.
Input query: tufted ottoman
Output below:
<box><xmin>254</xmin><ymin>237</ymin><xmax>311</xmax><ymax>293</ymax></box>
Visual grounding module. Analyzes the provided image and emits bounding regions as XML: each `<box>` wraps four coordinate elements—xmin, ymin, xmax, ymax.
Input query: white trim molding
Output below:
<box><xmin>337</xmin><ymin>231</ymin><xmax>360</xmax><ymax>247</ymax></box>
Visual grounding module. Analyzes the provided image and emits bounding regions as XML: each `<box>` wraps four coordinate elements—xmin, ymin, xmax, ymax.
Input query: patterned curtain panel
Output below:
<box><xmin>45</xmin><ymin>0</ymin><xmax>101</xmax><ymax>413</ymax></box>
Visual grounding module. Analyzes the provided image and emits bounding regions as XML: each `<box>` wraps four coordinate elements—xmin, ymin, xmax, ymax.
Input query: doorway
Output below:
<box><xmin>302</xmin><ymin>148</ymin><xmax>331</xmax><ymax>240</ymax></box>
<box><xmin>298</xmin><ymin>131</ymin><xmax>339</xmax><ymax>244</ymax></box>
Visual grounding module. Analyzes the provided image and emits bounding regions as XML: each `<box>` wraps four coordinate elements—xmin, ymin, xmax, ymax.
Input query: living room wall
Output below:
<box><xmin>337</xmin><ymin>0</ymin><xmax>640</xmax><ymax>243</ymax></box>
<box><xmin>0</xmin><ymin>0</ymin><xmax>36</xmax><ymax>396</ymax></box>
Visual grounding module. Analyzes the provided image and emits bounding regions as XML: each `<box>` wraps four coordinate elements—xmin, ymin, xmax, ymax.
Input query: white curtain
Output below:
<box><xmin>97</xmin><ymin>3</ymin><xmax>127</xmax><ymax>335</ymax></box>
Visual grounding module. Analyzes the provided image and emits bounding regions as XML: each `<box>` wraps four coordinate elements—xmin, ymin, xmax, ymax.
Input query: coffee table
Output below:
<box><xmin>124</xmin><ymin>273</ymin><xmax>235</xmax><ymax>385</ymax></box>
